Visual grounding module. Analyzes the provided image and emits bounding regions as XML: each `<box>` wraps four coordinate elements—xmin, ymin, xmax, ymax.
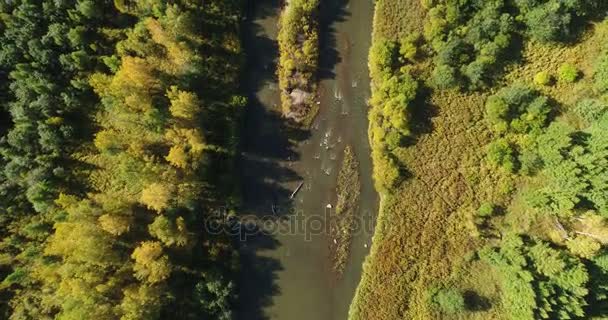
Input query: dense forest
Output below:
<box><xmin>0</xmin><ymin>1</ymin><xmax>243</xmax><ymax>319</ymax></box>
<box><xmin>352</xmin><ymin>0</ymin><xmax>608</xmax><ymax>319</ymax></box>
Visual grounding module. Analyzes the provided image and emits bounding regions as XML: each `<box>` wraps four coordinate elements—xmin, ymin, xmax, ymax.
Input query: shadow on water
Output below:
<box><xmin>237</xmin><ymin>0</ymin><xmax>351</xmax><ymax>319</ymax></box>
<box><xmin>318</xmin><ymin>0</ymin><xmax>349</xmax><ymax>80</ymax></box>
<box><xmin>237</xmin><ymin>1</ymin><xmax>291</xmax><ymax>319</ymax></box>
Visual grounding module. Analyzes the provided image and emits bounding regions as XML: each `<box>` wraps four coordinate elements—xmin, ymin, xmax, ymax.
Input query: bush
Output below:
<box><xmin>487</xmin><ymin>139</ymin><xmax>517</xmax><ymax>172</ymax></box>
<box><xmin>432</xmin><ymin>64</ymin><xmax>458</xmax><ymax>90</ymax></box>
<box><xmin>516</xmin><ymin>0</ymin><xmax>589</xmax><ymax>42</ymax></box>
<box><xmin>432</xmin><ymin>288</ymin><xmax>465</xmax><ymax>314</ymax></box>
<box><xmin>477</xmin><ymin>202</ymin><xmax>496</xmax><ymax>217</ymax></box>
<box><xmin>424</xmin><ymin>0</ymin><xmax>514</xmax><ymax>90</ymax></box>
<box><xmin>558</xmin><ymin>63</ymin><xmax>579</xmax><ymax>83</ymax></box>
<box><xmin>533</xmin><ymin>71</ymin><xmax>552</xmax><ymax>86</ymax></box>
<box><xmin>573</xmin><ymin>99</ymin><xmax>607</xmax><ymax>124</ymax></box>
<box><xmin>485</xmin><ymin>84</ymin><xmax>552</xmax><ymax>134</ymax></box>
<box><xmin>594</xmin><ymin>51</ymin><xmax>608</xmax><ymax>93</ymax></box>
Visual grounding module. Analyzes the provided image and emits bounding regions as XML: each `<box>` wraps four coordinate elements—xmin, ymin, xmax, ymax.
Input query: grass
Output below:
<box><xmin>330</xmin><ymin>145</ymin><xmax>361</xmax><ymax>277</ymax></box>
<box><xmin>351</xmin><ymin>1</ymin><xmax>608</xmax><ymax>319</ymax></box>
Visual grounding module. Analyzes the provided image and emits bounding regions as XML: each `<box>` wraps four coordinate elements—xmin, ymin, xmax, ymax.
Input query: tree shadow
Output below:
<box><xmin>463</xmin><ymin>290</ymin><xmax>492</xmax><ymax>311</ymax></box>
<box><xmin>402</xmin><ymin>84</ymin><xmax>439</xmax><ymax>147</ymax></box>
<box><xmin>236</xmin><ymin>1</ymin><xmax>307</xmax><ymax>319</ymax></box>
<box><xmin>235</xmin><ymin>223</ymin><xmax>283</xmax><ymax>320</ymax></box>
<box><xmin>318</xmin><ymin>0</ymin><xmax>349</xmax><ymax>80</ymax></box>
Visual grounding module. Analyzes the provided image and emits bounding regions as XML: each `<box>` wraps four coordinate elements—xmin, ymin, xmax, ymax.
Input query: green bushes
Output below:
<box><xmin>524</xmin><ymin>119</ymin><xmax>608</xmax><ymax>218</ymax></box>
<box><xmin>277</xmin><ymin>0</ymin><xmax>320</xmax><ymax>122</ymax></box>
<box><xmin>424</xmin><ymin>0</ymin><xmax>515</xmax><ymax>90</ymax></box>
<box><xmin>574</xmin><ymin>99</ymin><xmax>608</xmax><ymax>124</ymax></box>
<box><xmin>480</xmin><ymin>235</ymin><xmax>589</xmax><ymax>319</ymax></box>
<box><xmin>368</xmin><ymin>39</ymin><xmax>419</xmax><ymax>192</ymax></box>
<box><xmin>477</xmin><ymin>203</ymin><xmax>497</xmax><ymax>218</ymax></box>
<box><xmin>558</xmin><ymin>63</ymin><xmax>580</xmax><ymax>83</ymax></box>
<box><xmin>514</xmin><ymin>0</ymin><xmax>596</xmax><ymax>42</ymax></box>
<box><xmin>431</xmin><ymin>287</ymin><xmax>465</xmax><ymax>314</ymax></box>
<box><xmin>594</xmin><ymin>45</ymin><xmax>608</xmax><ymax>93</ymax></box>
<box><xmin>487</xmin><ymin>139</ymin><xmax>517</xmax><ymax>172</ymax></box>
<box><xmin>485</xmin><ymin>84</ymin><xmax>552</xmax><ymax>135</ymax></box>
<box><xmin>534</xmin><ymin>71</ymin><xmax>552</xmax><ymax>86</ymax></box>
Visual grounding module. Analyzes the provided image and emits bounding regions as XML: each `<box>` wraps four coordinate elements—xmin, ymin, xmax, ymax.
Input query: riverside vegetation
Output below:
<box><xmin>0</xmin><ymin>1</ymin><xmax>243</xmax><ymax>319</ymax></box>
<box><xmin>351</xmin><ymin>0</ymin><xmax>608</xmax><ymax>319</ymax></box>
<box><xmin>331</xmin><ymin>146</ymin><xmax>361</xmax><ymax>277</ymax></box>
<box><xmin>277</xmin><ymin>0</ymin><xmax>320</xmax><ymax>124</ymax></box>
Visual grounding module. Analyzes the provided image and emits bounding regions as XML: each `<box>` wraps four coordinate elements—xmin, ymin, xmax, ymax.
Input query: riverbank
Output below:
<box><xmin>277</xmin><ymin>0</ymin><xmax>320</xmax><ymax>124</ymax></box>
<box><xmin>350</xmin><ymin>0</ymin><xmax>500</xmax><ymax>319</ymax></box>
<box><xmin>351</xmin><ymin>0</ymin><xmax>608</xmax><ymax>319</ymax></box>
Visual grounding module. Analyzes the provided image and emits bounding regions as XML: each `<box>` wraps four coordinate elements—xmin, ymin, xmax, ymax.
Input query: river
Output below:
<box><xmin>238</xmin><ymin>1</ymin><xmax>377</xmax><ymax>319</ymax></box>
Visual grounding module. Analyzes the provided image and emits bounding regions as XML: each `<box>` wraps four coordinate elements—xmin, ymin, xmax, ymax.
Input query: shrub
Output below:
<box><xmin>516</xmin><ymin>0</ymin><xmax>589</xmax><ymax>42</ymax></box>
<box><xmin>424</xmin><ymin>0</ymin><xmax>514</xmax><ymax>90</ymax></box>
<box><xmin>487</xmin><ymin>139</ymin><xmax>517</xmax><ymax>172</ymax></box>
<box><xmin>533</xmin><ymin>71</ymin><xmax>552</xmax><ymax>86</ymax></box>
<box><xmin>432</xmin><ymin>64</ymin><xmax>458</xmax><ymax>90</ymax></box>
<box><xmin>573</xmin><ymin>99</ymin><xmax>607</xmax><ymax>124</ymax></box>
<box><xmin>558</xmin><ymin>63</ymin><xmax>579</xmax><ymax>83</ymax></box>
<box><xmin>594</xmin><ymin>51</ymin><xmax>608</xmax><ymax>93</ymax></box>
<box><xmin>485</xmin><ymin>84</ymin><xmax>552</xmax><ymax>134</ymax></box>
<box><xmin>432</xmin><ymin>288</ymin><xmax>465</xmax><ymax>314</ymax></box>
<box><xmin>477</xmin><ymin>202</ymin><xmax>496</xmax><ymax>217</ymax></box>
<box><xmin>369</xmin><ymin>39</ymin><xmax>398</xmax><ymax>80</ymax></box>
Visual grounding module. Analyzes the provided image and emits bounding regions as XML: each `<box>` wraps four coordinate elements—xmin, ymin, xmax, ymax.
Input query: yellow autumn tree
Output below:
<box><xmin>164</xmin><ymin>127</ymin><xmax>205</xmax><ymax>169</ymax></box>
<box><xmin>94</xmin><ymin>130</ymin><xmax>123</xmax><ymax>153</ymax></box>
<box><xmin>111</xmin><ymin>56</ymin><xmax>160</xmax><ymax>98</ymax></box>
<box><xmin>98</xmin><ymin>213</ymin><xmax>133</xmax><ymax>236</ymax></box>
<box><xmin>145</xmin><ymin>18</ymin><xmax>192</xmax><ymax>73</ymax></box>
<box><xmin>140</xmin><ymin>183</ymin><xmax>173</xmax><ymax>213</ymax></box>
<box><xmin>120</xmin><ymin>284</ymin><xmax>163</xmax><ymax>320</ymax></box>
<box><xmin>165</xmin><ymin>146</ymin><xmax>188</xmax><ymax>169</ymax></box>
<box><xmin>131</xmin><ymin>241</ymin><xmax>171</xmax><ymax>284</ymax></box>
<box><xmin>167</xmin><ymin>86</ymin><xmax>199</xmax><ymax>121</ymax></box>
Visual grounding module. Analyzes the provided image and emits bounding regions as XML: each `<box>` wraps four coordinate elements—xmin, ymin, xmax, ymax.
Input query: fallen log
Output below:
<box><xmin>290</xmin><ymin>181</ymin><xmax>304</xmax><ymax>199</ymax></box>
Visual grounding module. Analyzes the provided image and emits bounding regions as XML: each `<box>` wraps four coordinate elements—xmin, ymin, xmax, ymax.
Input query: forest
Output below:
<box><xmin>0</xmin><ymin>0</ymin><xmax>243</xmax><ymax>319</ymax></box>
<box><xmin>351</xmin><ymin>0</ymin><xmax>608</xmax><ymax>319</ymax></box>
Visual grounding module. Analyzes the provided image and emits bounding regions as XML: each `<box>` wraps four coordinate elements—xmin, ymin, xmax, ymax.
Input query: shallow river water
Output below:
<box><xmin>238</xmin><ymin>1</ymin><xmax>377</xmax><ymax>319</ymax></box>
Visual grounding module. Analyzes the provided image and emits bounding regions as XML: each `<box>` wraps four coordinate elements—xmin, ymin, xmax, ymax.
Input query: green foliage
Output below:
<box><xmin>534</xmin><ymin>70</ymin><xmax>552</xmax><ymax>86</ymax></box>
<box><xmin>558</xmin><ymin>63</ymin><xmax>579</xmax><ymax>83</ymax></box>
<box><xmin>487</xmin><ymin>139</ymin><xmax>517</xmax><ymax>172</ymax></box>
<box><xmin>424</xmin><ymin>0</ymin><xmax>515</xmax><ymax>90</ymax></box>
<box><xmin>485</xmin><ymin>84</ymin><xmax>552</xmax><ymax>135</ymax></box>
<box><xmin>477</xmin><ymin>202</ymin><xmax>496</xmax><ymax>217</ymax></box>
<box><xmin>482</xmin><ymin>84</ymin><xmax>552</xmax><ymax>174</ymax></box>
<box><xmin>0</xmin><ymin>1</ymin><xmax>243</xmax><ymax>318</ymax></box>
<box><xmin>277</xmin><ymin>0</ymin><xmax>320</xmax><ymax>121</ymax></box>
<box><xmin>595</xmin><ymin>47</ymin><xmax>608</xmax><ymax>93</ymax></box>
<box><xmin>574</xmin><ymin>99</ymin><xmax>608</xmax><ymax>124</ymax></box>
<box><xmin>480</xmin><ymin>235</ymin><xmax>589</xmax><ymax>319</ymax></box>
<box><xmin>526</xmin><ymin>119</ymin><xmax>608</xmax><ymax>218</ymax></box>
<box><xmin>515</xmin><ymin>0</ymin><xmax>592</xmax><ymax>42</ymax></box>
<box><xmin>431</xmin><ymin>287</ymin><xmax>465</xmax><ymax>314</ymax></box>
<box><xmin>368</xmin><ymin>37</ymin><xmax>419</xmax><ymax>193</ymax></box>
<box><xmin>431</xmin><ymin>64</ymin><xmax>458</xmax><ymax>90</ymax></box>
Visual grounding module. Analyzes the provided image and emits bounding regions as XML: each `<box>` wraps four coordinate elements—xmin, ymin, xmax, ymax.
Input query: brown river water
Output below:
<box><xmin>238</xmin><ymin>1</ymin><xmax>377</xmax><ymax>319</ymax></box>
